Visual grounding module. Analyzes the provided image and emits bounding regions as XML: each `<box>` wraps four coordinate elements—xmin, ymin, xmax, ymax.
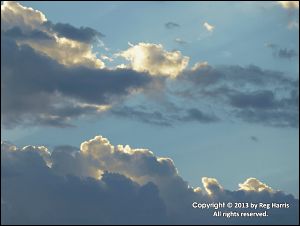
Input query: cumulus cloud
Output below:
<box><xmin>239</xmin><ymin>178</ymin><xmax>273</xmax><ymax>193</ymax></box>
<box><xmin>1</xmin><ymin>1</ymin><xmax>105</xmax><ymax>68</ymax></box>
<box><xmin>117</xmin><ymin>42</ymin><xmax>189</xmax><ymax>78</ymax></box>
<box><xmin>203</xmin><ymin>22</ymin><xmax>215</xmax><ymax>32</ymax></box>
<box><xmin>1</xmin><ymin>137</ymin><xmax>299</xmax><ymax>224</ymax></box>
<box><xmin>202</xmin><ymin>177</ymin><xmax>224</xmax><ymax>195</ymax></box>
<box><xmin>1</xmin><ymin>2</ymin><xmax>158</xmax><ymax>128</ymax></box>
<box><xmin>277</xmin><ymin>1</ymin><xmax>299</xmax><ymax>9</ymax></box>
<box><xmin>1</xmin><ymin>141</ymin><xmax>167</xmax><ymax>224</ymax></box>
<box><xmin>1</xmin><ymin>36</ymin><xmax>152</xmax><ymax>128</ymax></box>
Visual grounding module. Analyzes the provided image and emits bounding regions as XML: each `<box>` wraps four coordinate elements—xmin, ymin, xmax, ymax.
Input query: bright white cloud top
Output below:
<box><xmin>1</xmin><ymin>1</ymin><xmax>105</xmax><ymax>68</ymax></box>
<box><xmin>117</xmin><ymin>42</ymin><xmax>189</xmax><ymax>78</ymax></box>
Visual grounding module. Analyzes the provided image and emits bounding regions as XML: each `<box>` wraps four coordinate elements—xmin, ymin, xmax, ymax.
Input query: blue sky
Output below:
<box><xmin>1</xmin><ymin>2</ymin><xmax>299</xmax><ymax>224</ymax></box>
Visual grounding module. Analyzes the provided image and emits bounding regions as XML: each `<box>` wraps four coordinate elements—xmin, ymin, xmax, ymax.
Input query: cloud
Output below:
<box><xmin>276</xmin><ymin>2</ymin><xmax>299</xmax><ymax>30</ymax></box>
<box><xmin>1</xmin><ymin>142</ymin><xmax>167</xmax><ymax>224</ymax></box>
<box><xmin>111</xmin><ymin>106</ymin><xmax>173</xmax><ymax>126</ymax></box>
<box><xmin>239</xmin><ymin>178</ymin><xmax>273</xmax><ymax>193</ymax></box>
<box><xmin>277</xmin><ymin>1</ymin><xmax>299</xmax><ymax>9</ymax></box>
<box><xmin>203</xmin><ymin>22</ymin><xmax>215</xmax><ymax>32</ymax></box>
<box><xmin>1</xmin><ymin>1</ymin><xmax>105</xmax><ymax>69</ymax></box>
<box><xmin>202</xmin><ymin>177</ymin><xmax>224</xmax><ymax>195</ymax></box>
<box><xmin>1</xmin><ymin>1</ymin><xmax>298</xmax><ymax>131</ymax></box>
<box><xmin>165</xmin><ymin>21</ymin><xmax>180</xmax><ymax>29</ymax></box>
<box><xmin>1</xmin><ymin>1</ymin><xmax>47</xmax><ymax>31</ymax></box>
<box><xmin>1</xmin><ymin>137</ymin><xmax>299</xmax><ymax>224</ymax></box>
<box><xmin>1</xmin><ymin>37</ymin><xmax>152</xmax><ymax>128</ymax></box>
<box><xmin>44</xmin><ymin>21</ymin><xmax>105</xmax><ymax>43</ymax></box>
<box><xmin>278</xmin><ymin>48</ymin><xmax>298</xmax><ymax>59</ymax></box>
<box><xmin>180</xmin><ymin>64</ymin><xmax>299</xmax><ymax>128</ymax></box>
<box><xmin>111</xmin><ymin>105</ymin><xmax>218</xmax><ymax>126</ymax></box>
<box><xmin>117</xmin><ymin>42</ymin><xmax>189</xmax><ymax>78</ymax></box>
<box><xmin>109</xmin><ymin>62</ymin><xmax>297</xmax><ymax>128</ymax></box>
<box><xmin>191</xmin><ymin>61</ymin><xmax>209</xmax><ymax>71</ymax></box>
<box><xmin>182</xmin><ymin>108</ymin><xmax>219</xmax><ymax>123</ymax></box>
<box><xmin>266</xmin><ymin>43</ymin><xmax>298</xmax><ymax>60</ymax></box>
<box><xmin>1</xmin><ymin>2</ymin><xmax>162</xmax><ymax>128</ymax></box>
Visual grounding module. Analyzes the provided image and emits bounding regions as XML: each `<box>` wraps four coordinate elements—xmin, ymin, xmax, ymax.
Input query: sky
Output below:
<box><xmin>1</xmin><ymin>1</ymin><xmax>299</xmax><ymax>225</ymax></box>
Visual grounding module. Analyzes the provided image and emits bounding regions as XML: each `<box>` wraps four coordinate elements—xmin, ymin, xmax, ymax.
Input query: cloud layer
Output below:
<box><xmin>1</xmin><ymin>2</ymin><xmax>157</xmax><ymax>128</ymax></box>
<box><xmin>1</xmin><ymin>136</ymin><xmax>299</xmax><ymax>224</ymax></box>
<box><xmin>1</xmin><ymin>1</ymin><xmax>298</xmax><ymax>130</ymax></box>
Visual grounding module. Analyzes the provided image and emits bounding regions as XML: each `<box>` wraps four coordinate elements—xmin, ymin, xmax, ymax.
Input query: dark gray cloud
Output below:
<box><xmin>1</xmin><ymin>147</ymin><xmax>167</xmax><ymax>224</ymax></box>
<box><xmin>44</xmin><ymin>21</ymin><xmax>105</xmax><ymax>43</ymax></box>
<box><xmin>1</xmin><ymin>139</ymin><xmax>299</xmax><ymax>225</ymax></box>
<box><xmin>181</xmin><ymin>108</ymin><xmax>219</xmax><ymax>123</ymax></box>
<box><xmin>229</xmin><ymin>90</ymin><xmax>277</xmax><ymax>109</ymax></box>
<box><xmin>165</xmin><ymin>22</ymin><xmax>180</xmax><ymax>29</ymax></box>
<box><xmin>266</xmin><ymin>43</ymin><xmax>298</xmax><ymax>60</ymax></box>
<box><xmin>1</xmin><ymin>37</ymin><xmax>152</xmax><ymax>128</ymax></box>
<box><xmin>278</xmin><ymin>48</ymin><xmax>298</xmax><ymax>59</ymax></box>
<box><xmin>3</xmin><ymin>26</ymin><xmax>54</xmax><ymax>41</ymax></box>
<box><xmin>179</xmin><ymin>64</ymin><xmax>299</xmax><ymax>128</ymax></box>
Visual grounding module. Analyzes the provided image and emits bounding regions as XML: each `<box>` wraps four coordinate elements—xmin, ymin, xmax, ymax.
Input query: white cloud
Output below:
<box><xmin>203</xmin><ymin>22</ymin><xmax>215</xmax><ymax>32</ymax></box>
<box><xmin>1</xmin><ymin>1</ymin><xmax>46</xmax><ymax>31</ymax></box>
<box><xmin>79</xmin><ymin>135</ymin><xmax>179</xmax><ymax>186</ymax></box>
<box><xmin>1</xmin><ymin>1</ymin><xmax>105</xmax><ymax>68</ymax></box>
<box><xmin>117</xmin><ymin>42</ymin><xmax>189</xmax><ymax>78</ymax></box>
<box><xmin>201</xmin><ymin>177</ymin><xmax>223</xmax><ymax>195</ymax></box>
<box><xmin>277</xmin><ymin>1</ymin><xmax>299</xmax><ymax>9</ymax></box>
<box><xmin>191</xmin><ymin>61</ymin><xmax>209</xmax><ymax>71</ymax></box>
<box><xmin>239</xmin><ymin>177</ymin><xmax>274</xmax><ymax>193</ymax></box>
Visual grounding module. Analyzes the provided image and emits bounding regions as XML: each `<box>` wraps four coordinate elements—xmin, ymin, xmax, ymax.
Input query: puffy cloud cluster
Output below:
<box><xmin>1</xmin><ymin>136</ymin><xmax>299</xmax><ymax>224</ymax></box>
<box><xmin>239</xmin><ymin>178</ymin><xmax>273</xmax><ymax>193</ymax></box>
<box><xmin>1</xmin><ymin>2</ymin><xmax>155</xmax><ymax>128</ymax></box>
<box><xmin>1</xmin><ymin>37</ymin><xmax>152</xmax><ymax>128</ymax></box>
<box><xmin>202</xmin><ymin>177</ymin><xmax>224</xmax><ymax>195</ymax></box>
<box><xmin>117</xmin><ymin>42</ymin><xmax>189</xmax><ymax>78</ymax></box>
<box><xmin>1</xmin><ymin>1</ymin><xmax>105</xmax><ymax>68</ymax></box>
